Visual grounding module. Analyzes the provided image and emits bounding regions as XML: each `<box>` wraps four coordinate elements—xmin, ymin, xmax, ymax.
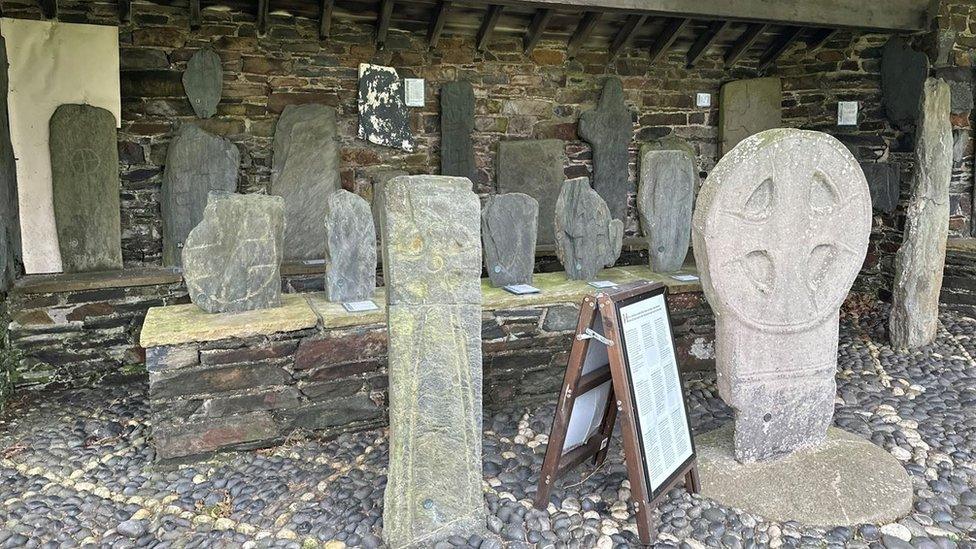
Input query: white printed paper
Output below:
<box><xmin>671</xmin><ymin>274</ymin><xmax>699</xmax><ymax>282</ymax></box>
<box><xmin>588</xmin><ymin>280</ymin><xmax>618</xmax><ymax>289</ymax></box>
<box><xmin>404</xmin><ymin>78</ymin><xmax>425</xmax><ymax>107</ymax></box>
<box><xmin>563</xmin><ymin>315</ymin><xmax>611</xmax><ymax>451</ymax></box>
<box><xmin>342</xmin><ymin>300</ymin><xmax>380</xmax><ymax>313</ymax></box>
<box><xmin>837</xmin><ymin>101</ymin><xmax>858</xmax><ymax>126</ymax></box>
<box><xmin>503</xmin><ymin>284</ymin><xmax>541</xmax><ymax>295</ymax></box>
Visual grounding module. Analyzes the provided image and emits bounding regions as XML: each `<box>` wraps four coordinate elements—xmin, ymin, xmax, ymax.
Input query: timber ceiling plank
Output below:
<box><xmin>320</xmin><ymin>0</ymin><xmax>335</xmax><ymax>38</ymax></box>
<box><xmin>724</xmin><ymin>22</ymin><xmax>766</xmax><ymax>68</ymax></box>
<box><xmin>648</xmin><ymin>17</ymin><xmax>689</xmax><ymax>64</ymax></box>
<box><xmin>477</xmin><ymin>4</ymin><xmax>504</xmax><ymax>51</ymax></box>
<box><xmin>427</xmin><ymin>0</ymin><xmax>452</xmax><ymax>47</ymax></box>
<box><xmin>608</xmin><ymin>13</ymin><xmax>647</xmax><ymax>60</ymax></box>
<box><xmin>758</xmin><ymin>26</ymin><xmax>804</xmax><ymax>71</ymax></box>
<box><xmin>523</xmin><ymin>8</ymin><xmax>553</xmax><ymax>53</ymax></box>
<box><xmin>566</xmin><ymin>11</ymin><xmax>602</xmax><ymax>58</ymax></box>
<box><xmin>686</xmin><ymin>20</ymin><xmax>729</xmax><ymax>67</ymax></box>
<box><xmin>377</xmin><ymin>0</ymin><xmax>395</xmax><ymax>46</ymax></box>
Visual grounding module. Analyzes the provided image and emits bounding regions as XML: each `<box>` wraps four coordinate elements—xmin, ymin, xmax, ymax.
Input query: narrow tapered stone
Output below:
<box><xmin>638</xmin><ymin>137</ymin><xmax>697</xmax><ymax>273</ymax></box>
<box><xmin>579</xmin><ymin>77</ymin><xmax>633</xmax><ymax>222</ymax></box>
<box><xmin>482</xmin><ymin>193</ymin><xmax>538</xmax><ymax>287</ymax></box>
<box><xmin>554</xmin><ymin>177</ymin><xmax>623</xmax><ymax>280</ymax></box>
<box><xmin>324</xmin><ymin>190</ymin><xmax>376</xmax><ymax>303</ymax></box>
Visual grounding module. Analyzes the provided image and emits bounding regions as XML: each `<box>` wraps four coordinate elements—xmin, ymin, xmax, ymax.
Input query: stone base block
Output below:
<box><xmin>698</xmin><ymin>424</ymin><xmax>913</xmax><ymax>527</ymax></box>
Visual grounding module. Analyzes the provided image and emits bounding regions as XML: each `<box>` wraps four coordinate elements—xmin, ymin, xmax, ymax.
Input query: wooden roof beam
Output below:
<box><xmin>567</xmin><ymin>11</ymin><xmax>602</xmax><ymax>59</ymax></box>
<box><xmin>39</xmin><ymin>0</ymin><xmax>57</xmax><ymax>19</ymax></box>
<box><xmin>427</xmin><ymin>1</ymin><xmax>452</xmax><ymax>48</ymax></box>
<box><xmin>758</xmin><ymin>26</ymin><xmax>803</xmax><ymax>72</ymax></box>
<box><xmin>649</xmin><ymin>17</ymin><xmax>689</xmax><ymax>64</ymax></box>
<box><xmin>119</xmin><ymin>0</ymin><xmax>131</xmax><ymax>23</ymax></box>
<box><xmin>523</xmin><ymin>8</ymin><xmax>553</xmax><ymax>53</ymax></box>
<box><xmin>805</xmin><ymin>27</ymin><xmax>839</xmax><ymax>51</ymax></box>
<box><xmin>608</xmin><ymin>13</ymin><xmax>647</xmax><ymax>60</ymax></box>
<box><xmin>256</xmin><ymin>0</ymin><xmax>269</xmax><ymax>35</ymax></box>
<box><xmin>477</xmin><ymin>5</ymin><xmax>504</xmax><ymax>51</ymax></box>
<box><xmin>319</xmin><ymin>0</ymin><xmax>335</xmax><ymax>39</ymax></box>
<box><xmin>189</xmin><ymin>0</ymin><xmax>201</xmax><ymax>29</ymax></box>
<box><xmin>377</xmin><ymin>0</ymin><xmax>394</xmax><ymax>47</ymax></box>
<box><xmin>686</xmin><ymin>20</ymin><xmax>730</xmax><ymax>68</ymax></box>
<box><xmin>724</xmin><ymin>23</ymin><xmax>766</xmax><ymax>68</ymax></box>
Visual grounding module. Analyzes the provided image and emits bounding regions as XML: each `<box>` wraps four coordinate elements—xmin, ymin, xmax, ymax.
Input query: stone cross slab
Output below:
<box><xmin>380</xmin><ymin>175</ymin><xmax>486</xmax><ymax>548</ymax></box>
<box><xmin>579</xmin><ymin>77</ymin><xmax>634</xmax><ymax>223</ymax></box>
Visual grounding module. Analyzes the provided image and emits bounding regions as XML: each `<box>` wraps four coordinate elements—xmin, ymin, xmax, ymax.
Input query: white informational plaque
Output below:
<box><xmin>618</xmin><ymin>293</ymin><xmax>694</xmax><ymax>493</ymax></box>
<box><xmin>562</xmin><ymin>315</ymin><xmax>612</xmax><ymax>452</ymax></box>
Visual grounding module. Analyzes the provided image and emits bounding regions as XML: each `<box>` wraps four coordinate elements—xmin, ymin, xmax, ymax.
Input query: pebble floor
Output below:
<box><xmin>2</xmin><ymin>305</ymin><xmax>976</xmax><ymax>548</ymax></box>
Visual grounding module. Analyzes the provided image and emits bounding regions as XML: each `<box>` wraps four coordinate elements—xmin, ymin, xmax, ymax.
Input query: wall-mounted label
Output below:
<box><xmin>838</xmin><ymin>101</ymin><xmax>858</xmax><ymax>126</ymax></box>
<box><xmin>404</xmin><ymin>78</ymin><xmax>425</xmax><ymax>107</ymax></box>
<box><xmin>696</xmin><ymin>93</ymin><xmax>711</xmax><ymax>108</ymax></box>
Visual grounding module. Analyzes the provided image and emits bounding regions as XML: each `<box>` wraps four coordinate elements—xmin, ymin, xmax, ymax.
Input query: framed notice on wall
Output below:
<box><xmin>535</xmin><ymin>281</ymin><xmax>699</xmax><ymax>545</ymax></box>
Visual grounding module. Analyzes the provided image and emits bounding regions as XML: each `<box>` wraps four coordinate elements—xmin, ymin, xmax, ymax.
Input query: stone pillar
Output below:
<box><xmin>380</xmin><ymin>175</ymin><xmax>485</xmax><ymax>547</ymax></box>
<box><xmin>890</xmin><ymin>78</ymin><xmax>953</xmax><ymax>349</ymax></box>
<box><xmin>692</xmin><ymin>129</ymin><xmax>871</xmax><ymax>462</ymax></box>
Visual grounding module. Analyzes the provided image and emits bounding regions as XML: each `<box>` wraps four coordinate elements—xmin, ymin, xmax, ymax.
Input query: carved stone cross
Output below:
<box><xmin>579</xmin><ymin>77</ymin><xmax>634</xmax><ymax>223</ymax></box>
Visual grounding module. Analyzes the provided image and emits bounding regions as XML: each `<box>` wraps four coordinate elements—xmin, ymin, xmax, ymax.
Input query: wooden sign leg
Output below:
<box><xmin>592</xmin><ymin>387</ymin><xmax>617</xmax><ymax>467</ymax></box>
<box><xmin>685</xmin><ymin>464</ymin><xmax>701</xmax><ymax>494</ymax></box>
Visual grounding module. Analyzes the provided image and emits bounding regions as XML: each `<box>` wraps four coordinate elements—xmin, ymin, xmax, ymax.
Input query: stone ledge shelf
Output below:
<box><xmin>141</xmin><ymin>265</ymin><xmax>714</xmax><ymax>460</ymax></box>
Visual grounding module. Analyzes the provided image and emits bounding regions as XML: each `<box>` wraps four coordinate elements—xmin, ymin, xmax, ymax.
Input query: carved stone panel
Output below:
<box><xmin>638</xmin><ymin>137</ymin><xmax>697</xmax><ymax>273</ymax></box>
<box><xmin>324</xmin><ymin>190</ymin><xmax>376</xmax><ymax>303</ymax></box>
<box><xmin>440</xmin><ymin>80</ymin><xmax>476</xmax><ymax>180</ymax></box>
<box><xmin>497</xmin><ymin>139</ymin><xmax>567</xmax><ymax>247</ymax></box>
<box><xmin>554</xmin><ymin>177</ymin><xmax>623</xmax><ymax>280</ymax></box>
<box><xmin>482</xmin><ymin>193</ymin><xmax>538</xmax><ymax>287</ymax></box>
<box><xmin>579</xmin><ymin>77</ymin><xmax>633</xmax><ymax>222</ymax></box>
<box><xmin>358</xmin><ymin>63</ymin><xmax>414</xmax><ymax>152</ymax></box>
<box><xmin>719</xmin><ymin>77</ymin><xmax>782</xmax><ymax>157</ymax></box>
<box><xmin>881</xmin><ymin>36</ymin><xmax>929</xmax><ymax>130</ymax></box>
<box><xmin>182</xmin><ymin>47</ymin><xmax>222</xmax><ymax>119</ymax></box>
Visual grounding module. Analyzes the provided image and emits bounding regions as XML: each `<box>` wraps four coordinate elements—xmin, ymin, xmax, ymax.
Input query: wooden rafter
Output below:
<box><xmin>724</xmin><ymin>23</ymin><xmax>766</xmax><ymax>68</ymax></box>
<box><xmin>39</xmin><ymin>0</ymin><xmax>57</xmax><ymax>19</ymax></box>
<box><xmin>319</xmin><ymin>0</ymin><xmax>335</xmax><ymax>39</ymax></box>
<box><xmin>119</xmin><ymin>0</ymin><xmax>131</xmax><ymax>23</ymax></box>
<box><xmin>608</xmin><ymin>14</ymin><xmax>647</xmax><ymax>60</ymax></box>
<box><xmin>256</xmin><ymin>0</ymin><xmax>269</xmax><ymax>35</ymax></box>
<box><xmin>477</xmin><ymin>5</ymin><xmax>504</xmax><ymax>51</ymax></box>
<box><xmin>648</xmin><ymin>17</ymin><xmax>689</xmax><ymax>64</ymax></box>
<box><xmin>523</xmin><ymin>8</ymin><xmax>553</xmax><ymax>53</ymax></box>
<box><xmin>806</xmin><ymin>27</ymin><xmax>839</xmax><ymax>51</ymax></box>
<box><xmin>427</xmin><ymin>1</ymin><xmax>452</xmax><ymax>48</ymax></box>
<box><xmin>758</xmin><ymin>26</ymin><xmax>804</xmax><ymax>71</ymax></box>
<box><xmin>567</xmin><ymin>11</ymin><xmax>602</xmax><ymax>59</ymax></box>
<box><xmin>377</xmin><ymin>0</ymin><xmax>395</xmax><ymax>47</ymax></box>
<box><xmin>686</xmin><ymin>20</ymin><xmax>730</xmax><ymax>67</ymax></box>
<box><xmin>189</xmin><ymin>0</ymin><xmax>201</xmax><ymax>29</ymax></box>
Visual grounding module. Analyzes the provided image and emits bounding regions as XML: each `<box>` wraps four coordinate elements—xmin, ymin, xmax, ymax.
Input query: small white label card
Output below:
<box><xmin>696</xmin><ymin>92</ymin><xmax>711</xmax><ymax>107</ymax></box>
<box><xmin>837</xmin><ymin>101</ymin><xmax>858</xmax><ymax>126</ymax></box>
<box><xmin>342</xmin><ymin>300</ymin><xmax>380</xmax><ymax>313</ymax></box>
<box><xmin>303</xmin><ymin>259</ymin><xmax>327</xmax><ymax>265</ymax></box>
<box><xmin>588</xmin><ymin>280</ymin><xmax>618</xmax><ymax>289</ymax></box>
<box><xmin>503</xmin><ymin>284</ymin><xmax>541</xmax><ymax>295</ymax></box>
<box><xmin>404</xmin><ymin>78</ymin><xmax>425</xmax><ymax>107</ymax></box>
<box><xmin>671</xmin><ymin>274</ymin><xmax>700</xmax><ymax>282</ymax></box>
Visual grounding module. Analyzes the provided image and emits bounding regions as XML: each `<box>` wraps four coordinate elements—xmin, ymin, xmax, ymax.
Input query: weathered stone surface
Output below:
<box><xmin>890</xmin><ymin>79</ymin><xmax>953</xmax><ymax>349</ymax></box>
<box><xmin>49</xmin><ymin>104</ymin><xmax>123</xmax><ymax>273</ymax></box>
<box><xmin>881</xmin><ymin>36</ymin><xmax>929</xmax><ymax>129</ymax></box>
<box><xmin>182</xmin><ymin>193</ymin><xmax>284</xmax><ymax>313</ymax></box>
<box><xmin>554</xmin><ymin>177</ymin><xmax>624</xmax><ymax>280</ymax></box>
<box><xmin>0</xmin><ymin>37</ymin><xmax>19</xmax><ymax>291</ymax></box>
<box><xmin>481</xmin><ymin>193</ymin><xmax>538</xmax><ymax>287</ymax></box>
<box><xmin>161</xmin><ymin>124</ymin><xmax>239</xmax><ymax>267</ymax></box>
<box><xmin>324</xmin><ymin>190</ymin><xmax>376</xmax><ymax>302</ymax></box>
<box><xmin>579</xmin><ymin>77</ymin><xmax>633</xmax><ymax>222</ymax></box>
<box><xmin>182</xmin><ymin>47</ymin><xmax>222</xmax><ymax>119</ymax></box>
<box><xmin>935</xmin><ymin>67</ymin><xmax>974</xmax><ymax>114</ymax></box>
<box><xmin>440</xmin><ymin>80</ymin><xmax>475</xmax><ymax>179</ymax></box>
<box><xmin>638</xmin><ymin>137</ymin><xmax>697</xmax><ymax>273</ymax></box>
<box><xmin>357</xmin><ymin>63</ymin><xmax>414</xmax><ymax>152</ymax></box>
<box><xmin>692</xmin><ymin>128</ymin><xmax>871</xmax><ymax>462</ymax></box>
<box><xmin>719</xmin><ymin>77</ymin><xmax>782</xmax><ymax>156</ymax></box>
<box><xmin>271</xmin><ymin>104</ymin><xmax>340</xmax><ymax>260</ymax></box>
<box><xmin>380</xmin><ymin>175</ymin><xmax>485</xmax><ymax>547</ymax></box>
<box><xmin>497</xmin><ymin>139</ymin><xmax>567</xmax><ymax>247</ymax></box>
<box><xmin>367</xmin><ymin>168</ymin><xmax>408</xmax><ymax>236</ymax></box>
<box><xmin>860</xmin><ymin>162</ymin><xmax>901</xmax><ymax>214</ymax></box>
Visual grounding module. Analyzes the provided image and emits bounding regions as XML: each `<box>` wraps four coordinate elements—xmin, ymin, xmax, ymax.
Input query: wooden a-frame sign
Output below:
<box><xmin>534</xmin><ymin>280</ymin><xmax>700</xmax><ymax>545</ymax></box>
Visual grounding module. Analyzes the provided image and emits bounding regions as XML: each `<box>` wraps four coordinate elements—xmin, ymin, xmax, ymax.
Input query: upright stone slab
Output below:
<box><xmin>272</xmin><ymin>104</ymin><xmax>340</xmax><ymax>261</ymax></box>
<box><xmin>881</xmin><ymin>36</ymin><xmax>929</xmax><ymax>130</ymax></box>
<box><xmin>860</xmin><ymin>162</ymin><xmax>901</xmax><ymax>214</ymax></box>
<box><xmin>161</xmin><ymin>124</ymin><xmax>239</xmax><ymax>267</ymax></box>
<box><xmin>182</xmin><ymin>47</ymin><xmax>222</xmax><ymax>119</ymax></box>
<box><xmin>890</xmin><ymin>79</ymin><xmax>953</xmax><ymax>349</ymax></box>
<box><xmin>49</xmin><ymin>104</ymin><xmax>123</xmax><ymax>273</ymax></box>
<box><xmin>497</xmin><ymin>139</ymin><xmax>567</xmax><ymax>247</ymax></box>
<box><xmin>579</xmin><ymin>77</ymin><xmax>633</xmax><ymax>222</ymax></box>
<box><xmin>380</xmin><ymin>175</ymin><xmax>485</xmax><ymax>548</ymax></box>
<box><xmin>441</xmin><ymin>80</ymin><xmax>476</xmax><ymax>180</ymax></box>
<box><xmin>692</xmin><ymin>129</ymin><xmax>871</xmax><ymax>462</ymax></box>
<box><xmin>638</xmin><ymin>137</ymin><xmax>697</xmax><ymax>273</ymax></box>
<box><xmin>324</xmin><ymin>190</ymin><xmax>376</xmax><ymax>303</ymax></box>
<box><xmin>554</xmin><ymin>177</ymin><xmax>624</xmax><ymax>280</ymax></box>
<box><xmin>482</xmin><ymin>193</ymin><xmax>538</xmax><ymax>287</ymax></box>
<box><xmin>182</xmin><ymin>193</ymin><xmax>284</xmax><ymax>314</ymax></box>
<box><xmin>719</xmin><ymin>78</ymin><xmax>782</xmax><ymax>157</ymax></box>
<box><xmin>358</xmin><ymin>63</ymin><xmax>414</xmax><ymax>152</ymax></box>
<box><xmin>368</xmin><ymin>168</ymin><xmax>408</xmax><ymax>235</ymax></box>
<box><xmin>0</xmin><ymin>37</ymin><xmax>19</xmax><ymax>291</ymax></box>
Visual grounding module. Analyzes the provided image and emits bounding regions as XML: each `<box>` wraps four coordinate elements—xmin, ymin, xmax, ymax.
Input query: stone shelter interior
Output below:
<box><xmin>0</xmin><ymin>0</ymin><xmax>975</xmax><ymax>547</ymax></box>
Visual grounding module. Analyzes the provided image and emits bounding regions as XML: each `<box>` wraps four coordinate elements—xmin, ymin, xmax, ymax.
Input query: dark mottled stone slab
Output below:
<box><xmin>497</xmin><ymin>139</ymin><xmax>566</xmax><ymax>247</ymax></box>
<box><xmin>579</xmin><ymin>77</ymin><xmax>633</xmax><ymax>223</ymax></box>
<box><xmin>482</xmin><ymin>193</ymin><xmax>538</xmax><ymax>287</ymax></box>
<box><xmin>161</xmin><ymin>124</ymin><xmax>239</xmax><ymax>267</ymax></box>
<box><xmin>554</xmin><ymin>177</ymin><xmax>623</xmax><ymax>280</ymax></box>
<box><xmin>881</xmin><ymin>36</ymin><xmax>929</xmax><ymax>129</ymax></box>
<box><xmin>0</xmin><ymin>37</ymin><xmax>19</xmax><ymax>291</ymax></box>
<box><xmin>49</xmin><ymin>104</ymin><xmax>122</xmax><ymax>273</ymax></box>
<box><xmin>719</xmin><ymin>77</ymin><xmax>782</xmax><ymax>156</ymax></box>
<box><xmin>860</xmin><ymin>162</ymin><xmax>901</xmax><ymax>214</ymax></box>
<box><xmin>182</xmin><ymin>47</ymin><xmax>222</xmax><ymax>119</ymax></box>
<box><xmin>272</xmin><ymin>104</ymin><xmax>340</xmax><ymax>261</ymax></box>
<box><xmin>638</xmin><ymin>137</ymin><xmax>697</xmax><ymax>273</ymax></box>
<box><xmin>324</xmin><ymin>190</ymin><xmax>376</xmax><ymax>302</ymax></box>
<box><xmin>183</xmin><ymin>192</ymin><xmax>284</xmax><ymax>313</ymax></box>
<box><xmin>367</xmin><ymin>167</ymin><xmax>408</xmax><ymax>236</ymax></box>
<box><xmin>357</xmin><ymin>63</ymin><xmax>414</xmax><ymax>152</ymax></box>
<box><xmin>441</xmin><ymin>80</ymin><xmax>476</xmax><ymax>180</ymax></box>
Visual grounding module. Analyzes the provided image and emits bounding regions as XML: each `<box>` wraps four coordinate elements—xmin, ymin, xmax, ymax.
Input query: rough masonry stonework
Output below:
<box><xmin>49</xmin><ymin>104</ymin><xmax>123</xmax><ymax>273</ymax></box>
<box><xmin>860</xmin><ymin>162</ymin><xmax>901</xmax><ymax>214</ymax></box>
<box><xmin>183</xmin><ymin>193</ymin><xmax>284</xmax><ymax>313</ymax></box>
<box><xmin>380</xmin><ymin>175</ymin><xmax>485</xmax><ymax>548</ymax></box>
<box><xmin>638</xmin><ymin>137</ymin><xmax>697</xmax><ymax>273</ymax></box>
<box><xmin>182</xmin><ymin>47</ymin><xmax>222</xmax><ymax>119</ymax></box>
<box><xmin>579</xmin><ymin>77</ymin><xmax>633</xmax><ymax>223</ymax></box>
<box><xmin>358</xmin><ymin>63</ymin><xmax>414</xmax><ymax>152</ymax></box>
<box><xmin>440</xmin><ymin>80</ymin><xmax>476</xmax><ymax>180</ymax></box>
<box><xmin>881</xmin><ymin>36</ymin><xmax>929</xmax><ymax>130</ymax></box>
<box><xmin>272</xmin><ymin>104</ymin><xmax>340</xmax><ymax>260</ymax></box>
<box><xmin>367</xmin><ymin>168</ymin><xmax>408</xmax><ymax>236</ymax></box>
<box><xmin>890</xmin><ymin>79</ymin><xmax>953</xmax><ymax>349</ymax></box>
<box><xmin>497</xmin><ymin>139</ymin><xmax>567</xmax><ymax>247</ymax></box>
<box><xmin>554</xmin><ymin>177</ymin><xmax>624</xmax><ymax>280</ymax></box>
<box><xmin>324</xmin><ymin>189</ymin><xmax>376</xmax><ymax>303</ymax></box>
<box><xmin>161</xmin><ymin>124</ymin><xmax>239</xmax><ymax>267</ymax></box>
<box><xmin>482</xmin><ymin>193</ymin><xmax>539</xmax><ymax>287</ymax></box>
<box><xmin>719</xmin><ymin>78</ymin><xmax>782</xmax><ymax>157</ymax></box>
<box><xmin>692</xmin><ymin>129</ymin><xmax>871</xmax><ymax>462</ymax></box>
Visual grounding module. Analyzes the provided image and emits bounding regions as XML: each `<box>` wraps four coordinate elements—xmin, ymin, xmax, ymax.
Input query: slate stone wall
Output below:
<box><xmin>942</xmin><ymin>242</ymin><xmax>976</xmax><ymax>317</ymax></box>
<box><xmin>147</xmin><ymin>294</ymin><xmax>714</xmax><ymax>460</ymax></box>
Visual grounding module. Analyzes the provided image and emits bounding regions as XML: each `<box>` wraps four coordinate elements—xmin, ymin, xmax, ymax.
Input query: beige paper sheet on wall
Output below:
<box><xmin>1</xmin><ymin>18</ymin><xmax>121</xmax><ymax>274</ymax></box>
